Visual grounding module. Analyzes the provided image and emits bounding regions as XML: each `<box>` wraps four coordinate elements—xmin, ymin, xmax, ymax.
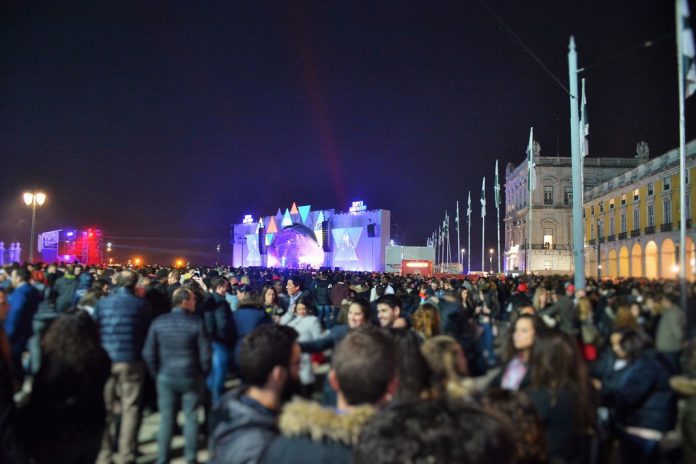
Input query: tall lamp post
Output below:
<box><xmin>23</xmin><ymin>192</ymin><xmax>46</xmax><ymax>263</ymax></box>
<box><xmin>489</xmin><ymin>248</ymin><xmax>494</xmax><ymax>273</ymax></box>
<box><xmin>461</xmin><ymin>248</ymin><xmax>466</xmax><ymax>274</ymax></box>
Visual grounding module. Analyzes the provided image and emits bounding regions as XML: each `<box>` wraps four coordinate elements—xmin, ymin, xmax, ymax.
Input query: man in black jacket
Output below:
<box><xmin>203</xmin><ymin>276</ymin><xmax>237</xmax><ymax>404</ymax></box>
<box><xmin>143</xmin><ymin>287</ymin><xmax>211</xmax><ymax>464</ymax></box>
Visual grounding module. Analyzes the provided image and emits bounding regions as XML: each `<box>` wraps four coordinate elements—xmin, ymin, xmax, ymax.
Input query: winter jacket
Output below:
<box><xmin>53</xmin><ymin>274</ymin><xmax>78</xmax><ymax>313</ymax></box>
<box><xmin>312</xmin><ymin>280</ymin><xmax>332</xmax><ymax>306</ymax></box>
<box><xmin>261</xmin><ymin>399</ymin><xmax>376</xmax><ymax>464</ymax></box>
<box><xmin>4</xmin><ymin>283</ymin><xmax>41</xmax><ymax>356</ymax></box>
<box><xmin>211</xmin><ymin>387</ymin><xmax>279</xmax><ymax>464</ymax></box>
<box><xmin>603</xmin><ymin>349</ymin><xmax>678</xmax><ymax>432</ymax></box>
<box><xmin>142</xmin><ymin>307</ymin><xmax>211</xmax><ymax>380</ymax></box>
<box><xmin>329</xmin><ymin>283</ymin><xmax>349</xmax><ymax>307</ymax></box>
<box><xmin>300</xmin><ymin>324</ymin><xmax>349</xmax><ymax>353</ymax></box>
<box><xmin>202</xmin><ymin>292</ymin><xmax>237</xmax><ymax>348</ymax></box>
<box><xmin>233</xmin><ymin>305</ymin><xmax>272</xmax><ymax>363</ymax></box>
<box><xmin>281</xmin><ymin>314</ymin><xmax>321</xmax><ymax>385</ymax></box>
<box><xmin>93</xmin><ymin>287</ymin><xmax>151</xmax><ymax>363</ymax></box>
<box><xmin>655</xmin><ymin>305</ymin><xmax>685</xmax><ymax>353</ymax></box>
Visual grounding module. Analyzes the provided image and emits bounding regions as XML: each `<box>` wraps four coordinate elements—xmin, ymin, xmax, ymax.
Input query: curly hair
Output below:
<box><xmin>412</xmin><ymin>303</ymin><xmax>440</xmax><ymax>339</ymax></box>
<box><xmin>41</xmin><ymin>309</ymin><xmax>107</xmax><ymax>372</ymax></box>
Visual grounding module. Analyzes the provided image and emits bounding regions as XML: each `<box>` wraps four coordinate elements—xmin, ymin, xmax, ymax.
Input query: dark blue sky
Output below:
<box><xmin>1</xmin><ymin>0</ymin><xmax>694</xmax><ymax>265</ymax></box>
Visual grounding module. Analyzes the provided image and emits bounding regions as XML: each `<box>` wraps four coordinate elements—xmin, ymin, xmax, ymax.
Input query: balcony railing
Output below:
<box><xmin>618</xmin><ymin>232</ymin><xmax>627</xmax><ymax>240</ymax></box>
<box><xmin>661</xmin><ymin>223</ymin><xmax>673</xmax><ymax>232</ymax></box>
<box><xmin>607</xmin><ymin>234</ymin><xmax>616</xmax><ymax>242</ymax></box>
<box><xmin>630</xmin><ymin>229</ymin><xmax>641</xmax><ymax>238</ymax></box>
<box><xmin>645</xmin><ymin>225</ymin><xmax>656</xmax><ymax>234</ymax></box>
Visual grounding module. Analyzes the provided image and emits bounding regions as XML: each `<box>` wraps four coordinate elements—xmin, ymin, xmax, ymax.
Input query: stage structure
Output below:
<box><xmin>38</xmin><ymin>228</ymin><xmax>104</xmax><ymax>265</ymax></box>
<box><xmin>230</xmin><ymin>201</ymin><xmax>391</xmax><ymax>271</ymax></box>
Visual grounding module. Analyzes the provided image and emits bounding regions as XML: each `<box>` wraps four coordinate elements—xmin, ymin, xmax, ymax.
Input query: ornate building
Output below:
<box><xmin>583</xmin><ymin>140</ymin><xmax>696</xmax><ymax>280</ymax></box>
<box><xmin>504</xmin><ymin>142</ymin><xmax>641</xmax><ymax>274</ymax></box>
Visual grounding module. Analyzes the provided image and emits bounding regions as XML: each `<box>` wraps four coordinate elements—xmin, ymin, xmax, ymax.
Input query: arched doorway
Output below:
<box><xmin>619</xmin><ymin>247</ymin><xmax>629</xmax><ymax>277</ymax></box>
<box><xmin>608</xmin><ymin>249</ymin><xmax>618</xmax><ymax>278</ymax></box>
<box><xmin>645</xmin><ymin>241</ymin><xmax>658</xmax><ymax>279</ymax></box>
<box><xmin>661</xmin><ymin>239</ymin><xmax>676</xmax><ymax>279</ymax></box>
<box><xmin>631</xmin><ymin>243</ymin><xmax>642</xmax><ymax>277</ymax></box>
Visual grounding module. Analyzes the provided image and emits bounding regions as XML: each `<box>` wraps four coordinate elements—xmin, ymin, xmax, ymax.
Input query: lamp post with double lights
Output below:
<box><xmin>23</xmin><ymin>192</ymin><xmax>46</xmax><ymax>263</ymax></box>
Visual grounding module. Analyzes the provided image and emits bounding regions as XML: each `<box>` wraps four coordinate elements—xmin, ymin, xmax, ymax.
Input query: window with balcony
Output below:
<box><xmin>621</xmin><ymin>213</ymin><xmax>627</xmax><ymax>233</ymax></box>
<box><xmin>648</xmin><ymin>182</ymin><xmax>654</xmax><ymax>196</ymax></box>
<box><xmin>663</xmin><ymin>176</ymin><xmax>671</xmax><ymax>191</ymax></box>
<box><xmin>633</xmin><ymin>208</ymin><xmax>640</xmax><ymax>229</ymax></box>
<box><xmin>633</xmin><ymin>188</ymin><xmax>640</xmax><ymax>201</ymax></box>
<box><xmin>621</xmin><ymin>194</ymin><xmax>626</xmax><ymax>206</ymax></box>
<box><xmin>609</xmin><ymin>218</ymin><xmax>615</xmax><ymax>236</ymax></box>
<box><xmin>544</xmin><ymin>186</ymin><xmax>553</xmax><ymax>205</ymax></box>
<box><xmin>609</xmin><ymin>199</ymin><xmax>615</xmax><ymax>210</ymax></box>
<box><xmin>564</xmin><ymin>186</ymin><xmax>572</xmax><ymax>205</ymax></box>
<box><xmin>664</xmin><ymin>198</ymin><xmax>672</xmax><ymax>224</ymax></box>
<box><xmin>648</xmin><ymin>204</ymin><xmax>655</xmax><ymax>227</ymax></box>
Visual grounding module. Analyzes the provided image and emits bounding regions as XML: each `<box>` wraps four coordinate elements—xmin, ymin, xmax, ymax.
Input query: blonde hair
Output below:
<box><xmin>412</xmin><ymin>303</ymin><xmax>441</xmax><ymax>339</ymax></box>
<box><xmin>576</xmin><ymin>297</ymin><xmax>593</xmax><ymax>322</ymax></box>
<box><xmin>421</xmin><ymin>336</ymin><xmax>473</xmax><ymax>398</ymax></box>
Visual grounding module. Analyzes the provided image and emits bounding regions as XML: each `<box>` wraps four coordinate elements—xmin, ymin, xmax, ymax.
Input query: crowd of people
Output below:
<box><xmin>0</xmin><ymin>261</ymin><xmax>694</xmax><ymax>463</ymax></box>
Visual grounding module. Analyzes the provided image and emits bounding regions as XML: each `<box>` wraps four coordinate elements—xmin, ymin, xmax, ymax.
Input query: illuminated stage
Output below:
<box><xmin>38</xmin><ymin>228</ymin><xmax>104</xmax><ymax>265</ymax></box>
<box><xmin>230</xmin><ymin>201</ymin><xmax>391</xmax><ymax>271</ymax></box>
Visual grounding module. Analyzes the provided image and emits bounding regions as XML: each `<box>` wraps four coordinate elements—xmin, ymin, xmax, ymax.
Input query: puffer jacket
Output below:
<box><xmin>94</xmin><ymin>287</ymin><xmax>151</xmax><ymax>363</ymax></box>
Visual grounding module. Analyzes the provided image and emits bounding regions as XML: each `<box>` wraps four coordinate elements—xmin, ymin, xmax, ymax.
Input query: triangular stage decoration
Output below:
<box><xmin>331</xmin><ymin>227</ymin><xmax>363</xmax><ymax>261</ymax></box>
<box><xmin>290</xmin><ymin>202</ymin><xmax>299</xmax><ymax>215</ymax></box>
<box><xmin>265</xmin><ymin>233</ymin><xmax>275</xmax><ymax>246</ymax></box>
<box><xmin>281</xmin><ymin>208</ymin><xmax>293</xmax><ymax>227</ymax></box>
<box><xmin>316</xmin><ymin>210</ymin><xmax>325</xmax><ymax>225</ymax></box>
<box><xmin>298</xmin><ymin>205</ymin><xmax>311</xmax><ymax>224</ymax></box>
<box><xmin>245</xmin><ymin>234</ymin><xmax>261</xmax><ymax>265</ymax></box>
<box><xmin>258</xmin><ymin>217</ymin><xmax>265</xmax><ymax>228</ymax></box>
<box><xmin>267</xmin><ymin>216</ymin><xmax>278</xmax><ymax>234</ymax></box>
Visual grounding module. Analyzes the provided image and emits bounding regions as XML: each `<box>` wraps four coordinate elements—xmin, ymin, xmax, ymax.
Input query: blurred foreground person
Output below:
<box><xmin>261</xmin><ymin>327</ymin><xmax>398</xmax><ymax>464</ymax></box>
<box><xmin>354</xmin><ymin>398</ymin><xmax>516</xmax><ymax>464</ymax></box>
<box><xmin>20</xmin><ymin>310</ymin><xmax>111</xmax><ymax>464</ymax></box>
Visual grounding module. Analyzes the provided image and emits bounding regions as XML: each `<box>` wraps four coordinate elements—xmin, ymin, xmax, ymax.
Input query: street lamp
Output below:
<box><xmin>23</xmin><ymin>192</ymin><xmax>46</xmax><ymax>263</ymax></box>
<box><xmin>461</xmin><ymin>248</ymin><xmax>466</xmax><ymax>272</ymax></box>
<box><xmin>489</xmin><ymin>248</ymin><xmax>494</xmax><ymax>273</ymax></box>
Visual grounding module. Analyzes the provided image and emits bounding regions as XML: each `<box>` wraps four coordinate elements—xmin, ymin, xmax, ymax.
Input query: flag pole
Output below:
<box><xmin>569</xmin><ymin>36</ymin><xmax>586</xmax><ymax>290</ymax></box>
<box><xmin>527</xmin><ymin>129</ymin><xmax>534</xmax><ymax>275</ymax></box>
<box><xmin>456</xmin><ymin>201</ymin><xmax>462</xmax><ymax>272</ymax></box>
<box><xmin>495</xmin><ymin>160</ymin><xmax>502</xmax><ymax>273</ymax></box>
<box><xmin>677</xmin><ymin>0</ymin><xmax>688</xmax><ymax>311</ymax></box>
<box><xmin>481</xmin><ymin>177</ymin><xmax>486</xmax><ymax>273</ymax></box>
<box><xmin>467</xmin><ymin>191</ymin><xmax>472</xmax><ymax>275</ymax></box>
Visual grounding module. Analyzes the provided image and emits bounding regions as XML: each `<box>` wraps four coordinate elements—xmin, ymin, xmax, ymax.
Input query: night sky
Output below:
<box><xmin>1</xmin><ymin>0</ymin><xmax>694</xmax><ymax>266</ymax></box>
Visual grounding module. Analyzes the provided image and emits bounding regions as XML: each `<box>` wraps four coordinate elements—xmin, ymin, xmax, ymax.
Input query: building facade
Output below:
<box><xmin>504</xmin><ymin>142</ymin><xmax>641</xmax><ymax>274</ymax></box>
<box><xmin>583</xmin><ymin>140</ymin><xmax>696</xmax><ymax>280</ymax></box>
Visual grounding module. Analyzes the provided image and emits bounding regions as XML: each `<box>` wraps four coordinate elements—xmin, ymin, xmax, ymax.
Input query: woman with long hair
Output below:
<box><xmin>496</xmin><ymin>314</ymin><xmax>546</xmax><ymax>391</ymax></box>
<box><xmin>525</xmin><ymin>330</ymin><xmax>596</xmax><ymax>464</ymax></box>
<box><xmin>261</xmin><ymin>284</ymin><xmax>284</xmax><ymax>322</ymax></box>
<box><xmin>280</xmin><ymin>296</ymin><xmax>322</xmax><ymax>397</ymax></box>
<box><xmin>20</xmin><ymin>309</ymin><xmax>111</xmax><ymax>464</ymax></box>
<box><xmin>411</xmin><ymin>302</ymin><xmax>441</xmax><ymax>340</ymax></box>
<box><xmin>421</xmin><ymin>335</ymin><xmax>473</xmax><ymax>399</ymax></box>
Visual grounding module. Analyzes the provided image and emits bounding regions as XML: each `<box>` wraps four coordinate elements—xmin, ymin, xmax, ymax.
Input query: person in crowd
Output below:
<box><xmin>211</xmin><ymin>325</ymin><xmax>300</xmax><ymax>464</ymax></box>
<box><xmin>0</xmin><ymin>327</ymin><xmax>28</xmax><ymax>464</ymax></box>
<box><xmin>600</xmin><ymin>330</ymin><xmax>677</xmax><ymax>464</ymax></box>
<box><xmin>375</xmin><ymin>294</ymin><xmax>407</xmax><ymax>328</ymax></box>
<box><xmin>474</xmin><ymin>281</ymin><xmax>498</xmax><ymax>367</ymax></box>
<box><xmin>524</xmin><ymin>330</ymin><xmax>595</xmax><ymax>464</ymax></box>
<box><xmin>261</xmin><ymin>284</ymin><xmax>285</xmax><ymax>322</ymax></box>
<box><xmin>539</xmin><ymin>284</ymin><xmax>578</xmax><ymax>336</ymax></box>
<box><xmin>261</xmin><ymin>327</ymin><xmax>398</xmax><ymax>464</ymax></box>
<box><xmin>421</xmin><ymin>335</ymin><xmax>473</xmax><ymax>398</ymax></box>
<box><xmin>496</xmin><ymin>314</ymin><xmax>545</xmax><ymax>391</ymax></box>
<box><xmin>0</xmin><ymin>286</ymin><xmax>9</xmax><ymax>321</ymax></box>
<box><xmin>202</xmin><ymin>276</ymin><xmax>237</xmax><ymax>405</ymax></box>
<box><xmin>503</xmin><ymin>282</ymin><xmax>533</xmax><ymax>320</ymax></box>
<box><xmin>354</xmin><ymin>398</ymin><xmax>516</xmax><ymax>464</ymax></box>
<box><xmin>286</xmin><ymin>275</ymin><xmax>312</xmax><ymax>315</ymax></box>
<box><xmin>669</xmin><ymin>338</ymin><xmax>696</xmax><ymax>463</ymax></box>
<box><xmin>19</xmin><ymin>309</ymin><xmax>111</xmax><ymax>464</ymax></box>
<box><xmin>613</xmin><ymin>303</ymin><xmax>639</xmax><ymax>331</ymax></box>
<box><xmin>459</xmin><ymin>285</ymin><xmax>476</xmax><ymax>319</ymax></box>
<box><xmin>479</xmin><ymin>389</ymin><xmax>549</xmax><ymax>464</ymax></box>
<box><xmin>532</xmin><ymin>286</ymin><xmax>551</xmax><ymax>312</ymax></box>
<box><xmin>143</xmin><ymin>287</ymin><xmax>211</xmax><ymax>464</ymax></box>
<box><xmin>390</xmin><ymin>328</ymin><xmax>431</xmax><ymax>402</ymax></box>
<box><xmin>4</xmin><ymin>267</ymin><xmax>41</xmax><ymax>383</ymax></box>
<box><xmin>29</xmin><ymin>284</ymin><xmax>60</xmax><ymax>375</ymax></box>
<box><xmin>411</xmin><ymin>302</ymin><xmax>441</xmax><ymax>340</ymax></box>
<box><xmin>233</xmin><ymin>284</ymin><xmax>272</xmax><ymax>365</ymax></box>
<box><xmin>53</xmin><ymin>264</ymin><xmax>79</xmax><ymax>312</ymax></box>
<box><xmin>577</xmin><ymin>295</ymin><xmax>600</xmax><ymax>362</ymax></box>
<box><xmin>94</xmin><ymin>270</ymin><xmax>152</xmax><ymax>464</ymax></box>
<box><xmin>654</xmin><ymin>291</ymin><xmax>685</xmax><ymax>371</ymax></box>
<box><xmin>279</xmin><ymin>297</ymin><xmax>322</xmax><ymax>398</ymax></box>
<box><xmin>312</xmin><ymin>272</ymin><xmax>334</xmax><ymax>328</ymax></box>
<box><xmin>165</xmin><ymin>269</ymin><xmax>181</xmax><ymax>302</ymax></box>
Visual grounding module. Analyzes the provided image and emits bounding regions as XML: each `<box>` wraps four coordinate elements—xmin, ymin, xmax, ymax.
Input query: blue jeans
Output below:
<box><xmin>478</xmin><ymin>322</ymin><xmax>496</xmax><ymax>367</ymax></box>
<box><xmin>317</xmin><ymin>305</ymin><xmax>334</xmax><ymax>328</ymax></box>
<box><xmin>207</xmin><ymin>342</ymin><xmax>229</xmax><ymax>405</ymax></box>
<box><xmin>156</xmin><ymin>376</ymin><xmax>203</xmax><ymax>464</ymax></box>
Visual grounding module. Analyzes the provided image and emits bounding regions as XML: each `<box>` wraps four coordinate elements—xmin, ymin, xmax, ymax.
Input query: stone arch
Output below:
<box><xmin>619</xmin><ymin>246</ymin><xmax>629</xmax><ymax>277</ymax></box>
<box><xmin>661</xmin><ymin>239</ymin><xmax>677</xmax><ymax>279</ymax></box>
<box><xmin>631</xmin><ymin>243</ymin><xmax>642</xmax><ymax>277</ymax></box>
<box><xmin>608</xmin><ymin>249</ymin><xmax>618</xmax><ymax>278</ymax></box>
<box><xmin>645</xmin><ymin>241</ymin><xmax>658</xmax><ymax>279</ymax></box>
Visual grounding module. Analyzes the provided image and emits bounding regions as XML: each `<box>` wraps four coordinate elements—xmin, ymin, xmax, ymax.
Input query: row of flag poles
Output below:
<box><xmin>428</xmin><ymin>159</ymin><xmax>502</xmax><ymax>274</ymax></box>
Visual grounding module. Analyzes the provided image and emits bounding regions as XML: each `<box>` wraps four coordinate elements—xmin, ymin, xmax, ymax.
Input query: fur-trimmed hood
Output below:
<box><xmin>277</xmin><ymin>398</ymin><xmax>375</xmax><ymax>446</ymax></box>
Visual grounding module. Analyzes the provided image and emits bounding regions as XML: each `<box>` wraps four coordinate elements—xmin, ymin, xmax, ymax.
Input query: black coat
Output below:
<box><xmin>202</xmin><ymin>292</ymin><xmax>237</xmax><ymax>348</ymax></box>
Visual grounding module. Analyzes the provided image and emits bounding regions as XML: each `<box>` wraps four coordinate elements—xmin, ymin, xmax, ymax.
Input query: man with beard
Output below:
<box><xmin>211</xmin><ymin>324</ymin><xmax>300</xmax><ymax>464</ymax></box>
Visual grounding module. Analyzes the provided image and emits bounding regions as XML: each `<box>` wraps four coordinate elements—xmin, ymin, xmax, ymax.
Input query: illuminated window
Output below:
<box><xmin>609</xmin><ymin>199</ymin><xmax>615</xmax><ymax>210</ymax></box>
<box><xmin>633</xmin><ymin>189</ymin><xmax>640</xmax><ymax>201</ymax></box>
<box><xmin>621</xmin><ymin>194</ymin><xmax>626</xmax><ymax>206</ymax></box>
<box><xmin>544</xmin><ymin>186</ymin><xmax>553</xmax><ymax>205</ymax></box>
<box><xmin>663</xmin><ymin>176</ymin><xmax>671</xmax><ymax>191</ymax></box>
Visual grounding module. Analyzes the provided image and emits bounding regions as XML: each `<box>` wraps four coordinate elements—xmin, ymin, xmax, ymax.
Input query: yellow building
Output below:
<box><xmin>583</xmin><ymin>140</ymin><xmax>696</xmax><ymax>280</ymax></box>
